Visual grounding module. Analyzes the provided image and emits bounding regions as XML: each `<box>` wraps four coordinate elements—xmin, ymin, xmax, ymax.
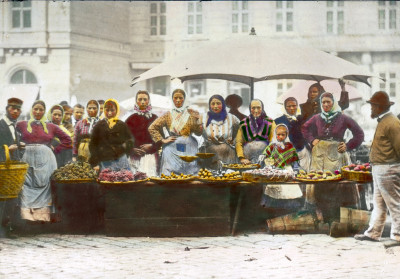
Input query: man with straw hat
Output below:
<box><xmin>355</xmin><ymin>91</ymin><xmax>400</xmax><ymax>248</ymax></box>
<box><xmin>0</xmin><ymin>97</ymin><xmax>24</xmax><ymax>238</ymax></box>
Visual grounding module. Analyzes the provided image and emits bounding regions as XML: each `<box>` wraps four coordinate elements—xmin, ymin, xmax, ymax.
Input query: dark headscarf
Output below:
<box><xmin>206</xmin><ymin>94</ymin><xmax>228</xmax><ymax>127</ymax></box>
<box><xmin>249</xmin><ymin>99</ymin><xmax>267</xmax><ymax>133</ymax></box>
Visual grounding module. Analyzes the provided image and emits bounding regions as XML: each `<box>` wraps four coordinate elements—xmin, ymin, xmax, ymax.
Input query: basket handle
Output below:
<box><xmin>3</xmin><ymin>144</ymin><xmax>10</xmax><ymax>164</ymax></box>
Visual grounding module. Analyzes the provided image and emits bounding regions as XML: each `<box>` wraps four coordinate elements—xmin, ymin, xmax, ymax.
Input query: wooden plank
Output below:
<box><xmin>105</xmin><ymin>217</ymin><xmax>230</xmax><ymax>237</ymax></box>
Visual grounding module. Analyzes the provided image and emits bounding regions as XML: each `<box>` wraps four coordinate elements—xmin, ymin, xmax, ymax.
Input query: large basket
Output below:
<box><xmin>341</xmin><ymin>167</ymin><xmax>372</xmax><ymax>183</ymax></box>
<box><xmin>0</xmin><ymin>145</ymin><xmax>29</xmax><ymax>200</ymax></box>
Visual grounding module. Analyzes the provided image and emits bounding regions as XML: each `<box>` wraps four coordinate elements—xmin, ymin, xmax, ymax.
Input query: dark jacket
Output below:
<box><xmin>0</xmin><ymin>118</ymin><xmax>21</xmax><ymax>161</ymax></box>
<box><xmin>274</xmin><ymin>115</ymin><xmax>305</xmax><ymax>151</ymax></box>
<box><xmin>89</xmin><ymin>119</ymin><xmax>134</xmax><ymax>166</ymax></box>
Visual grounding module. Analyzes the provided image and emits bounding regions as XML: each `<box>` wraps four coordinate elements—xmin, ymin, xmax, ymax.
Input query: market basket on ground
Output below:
<box><xmin>0</xmin><ymin>145</ymin><xmax>29</xmax><ymax>200</ymax></box>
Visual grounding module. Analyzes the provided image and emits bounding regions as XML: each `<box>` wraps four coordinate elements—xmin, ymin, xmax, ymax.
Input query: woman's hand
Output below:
<box><xmin>162</xmin><ymin>136</ymin><xmax>177</xmax><ymax>144</ymax></box>
<box><xmin>312</xmin><ymin>139</ymin><xmax>320</xmax><ymax>147</ymax></box>
<box><xmin>339</xmin><ymin>78</ymin><xmax>346</xmax><ymax>91</ymax></box>
<box><xmin>240</xmin><ymin>158</ymin><xmax>251</xmax><ymax>165</ymax></box>
<box><xmin>132</xmin><ymin>148</ymin><xmax>146</xmax><ymax>156</ymax></box>
<box><xmin>8</xmin><ymin>144</ymin><xmax>18</xmax><ymax>152</ymax></box>
<box><xmin>72</xmin><ymin>157</ymin><xmax>77</xmax><ymax>162</ymax></box>
<box><xmin>338</xmin><ymin>142</ymin><xmax>347</xmax><ymax>153</ymax></box>
<box><xmin>140</xmin><ymin>144</ymin><xmax>153</xmax><ymax>153</ymax></box>
<box><xmin>93</xmin><ymin>165</ymin><xmax>100</xmax><ymax>173</ymax></box>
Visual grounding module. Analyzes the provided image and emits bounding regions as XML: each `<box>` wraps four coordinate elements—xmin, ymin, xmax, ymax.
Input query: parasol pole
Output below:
<box><xmin>249</xmin><ymin>28</ymin><xmax>257</xmax><ymax>101</ymax></box>
<box><xmin>250</xmin><ymin>78</ymin><xmax>254</xmax><ymax>100</ymax></box>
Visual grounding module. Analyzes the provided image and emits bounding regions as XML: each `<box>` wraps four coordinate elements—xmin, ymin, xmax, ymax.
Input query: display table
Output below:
<box><xmin>51</xmin><ymin>180</ymin><xmax>104</xmax><ymax>234</ymax></box>
<box><xmin>102</xmin><ymin>180</ymin><xmax>239</xmax><ymax>237</ymax></box>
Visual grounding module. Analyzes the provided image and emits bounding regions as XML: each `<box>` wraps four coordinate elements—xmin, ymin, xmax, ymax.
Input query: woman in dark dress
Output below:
<box><xmin>125</xmin><ymin>91</ymin><xmax>161</xmax><ymax>177</ymax></box>
<box><xmin>89</xmin><ymin>99</ymin><xmax>134</xmax><ymax>172</ymax></box>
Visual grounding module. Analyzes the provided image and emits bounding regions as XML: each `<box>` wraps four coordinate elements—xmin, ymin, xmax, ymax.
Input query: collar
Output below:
<box><xmin>2</xmin><ymin>116</ymin><xmax>16</xmax><ymax>126</ymax></box>
<box><xmin>377</xmin><ymin>111</ymin><xmax>391</xmax><ymax>122</ymax></box>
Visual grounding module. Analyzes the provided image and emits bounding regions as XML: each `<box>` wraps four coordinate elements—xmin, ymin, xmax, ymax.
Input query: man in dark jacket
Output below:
<box><xmin>0</xmin><ymin>97</ymin><xmax>24</xmax><ymax>238</ymax></box>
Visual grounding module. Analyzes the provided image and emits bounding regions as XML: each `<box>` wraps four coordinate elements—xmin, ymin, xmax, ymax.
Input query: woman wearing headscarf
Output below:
<box><xmin>148</xmin><ymin>89</ymin><xmax>203</xmax><ymax>175</ymax></box>
<box><xmin>89</xmin><ymin>99</ymin><xmax>134</xmax><ymax>172</ymax></box>
<box><xmin>200</xmin><ymin>94</ymin><xmax>240</xmax><ymax>170</ymax></box>
<box><xmin>235</xmin><ymin>99</ymin><xmax>276</xmax><ymax>165</ymax></box>
<box><xmin>73</xmin><ymin>100</ymin><xmax>100</xmax><ymax>162</ymax></box>
<box><xmin>47</xmin><ymin>105</ymin><xmax>73</xmax><ymax>168</ymax></box>
<box><xmin>275</xmin><ymin>97</ymin><xmax>310</xmax><ymax>172</ymax></box>
<box><xmin>260</xmin><ymin>124</ymin><xmax>303</xmax><ymax>210</ymax></box>
<box><xmin>302</xmin><ymin>92</ymin><xmax>364</xmax><ymax>221</ymax></box>
<box><xmin>300</xmin><ymin>80</ymin><xmax>349</xmax><ymax>123</ymax></box>
<box><xmin>125</xmin><ymin>90</ymin><xmax>161</xmax><ymax>177</ymax></box>
<box><xmin>16</xmin><ymin>100</ymin><xmax>72</xmax><ymax>221</ymax></box>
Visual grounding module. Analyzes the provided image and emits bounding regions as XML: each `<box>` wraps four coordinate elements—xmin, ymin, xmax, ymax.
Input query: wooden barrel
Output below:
<box><xmin>340</xmin><ymin>207</ymin><xmax>371</xmax><ymax>233</ymax></box>
<box><xmin>266</xmin><ymin>211</ymin><xmax>323</xmax><ymax>233</ymax></box>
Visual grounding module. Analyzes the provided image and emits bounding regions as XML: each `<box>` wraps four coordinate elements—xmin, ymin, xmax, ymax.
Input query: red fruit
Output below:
<box><xmin>349</xmin><ymin>164</ymin><xmax>356</xmax><ymax>168</ymax></box>
<box><xmin>354</xmin><ymin>167</ymin><xmax>360</xmax><ymax>171</ymax></box>
<box><xmin>359</xmin><ymin>165</ymin><xmax>366</xmax><ymax>170</ymax></box>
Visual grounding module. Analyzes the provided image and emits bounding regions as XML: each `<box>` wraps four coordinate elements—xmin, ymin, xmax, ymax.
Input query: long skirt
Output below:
<box><xmin>100</xmin><ymin>154</ymin><xmax>132</xmax><ymax>172</ymax></box>
<box><xmin>129</xmin><ymin>153</ymin><xmax>158</xmax><ymax>177</ymax></box>
<box><xmin>160</xmin><ymin>136</ymin><xmax>199</xmax><ymax>176</ymax></box>
<box><xmin>306</xmin><ymin>140</ymin><xmax>360</xmax><ymax>222</ymax></box>
<box><xmin>203</xmin><ymin>142</ymin><xmax>237</xmax><ymax>170</ymax></box>
<box><xmin>20</xmin><ymin>144</ymin><xmax>57</xmax><ymax>222</ymax></box>
<box><xmin>243</xmin><ymin>141</ymin><xmax>269</xmax><ymax>164</ymax></box>
<box><xmin>55</xmin><ymin>148</ymin><xmax>73</xmax><ymax>168</ymax></box>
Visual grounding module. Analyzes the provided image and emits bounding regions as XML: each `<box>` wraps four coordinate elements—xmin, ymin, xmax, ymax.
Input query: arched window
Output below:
<box><xmin>10</xmin><ymin>69</ymin><xmax>37</xmax><ymax>84</ymax></box>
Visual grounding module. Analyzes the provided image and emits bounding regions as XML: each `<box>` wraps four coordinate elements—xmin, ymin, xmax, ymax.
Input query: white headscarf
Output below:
<box><xmin>271</xmin><ymin>124</ymin><xmax>290</xmax><ymax>149</ymax></box>
<box><xmin>170</xmin><ymin>90</ymin><xmax>190</xmax><ymax>135</ymax></box>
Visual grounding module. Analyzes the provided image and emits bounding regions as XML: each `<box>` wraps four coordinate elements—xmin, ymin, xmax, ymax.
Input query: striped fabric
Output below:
<box><xmin>240</xmin><ymin>116</ymin><xmax>274</xmax><ymax>143</ymax></box>
<box><xmin>203</xmin><ymin>113</ymin><xmax>239</xmax><ymax>144</ymax></box>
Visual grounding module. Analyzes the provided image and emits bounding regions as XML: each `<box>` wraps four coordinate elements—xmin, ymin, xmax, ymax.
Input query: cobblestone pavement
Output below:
<box><xmin>0</xmin><ymin>233</ymin><xmax>399</xmax><ymax>279</ymax></box>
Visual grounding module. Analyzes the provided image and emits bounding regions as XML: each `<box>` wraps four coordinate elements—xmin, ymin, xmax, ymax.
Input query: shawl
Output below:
<box><xmin>241</xmin><ymin>99</ymin><xmax>273</xmax><ymax>143</ymax></box>
<box><xmin>84</xmin><ymin>100</ymin><xmax>100</xmax><ymax>133</ymax></box>
<box><xmin>170</xmin><ymin>92</ymin><xmax>190</xmax><ymax>135</ymax></box>
<box><xmin>320</xmin><ymin>92</ymin><xmax>341</xmax><ymax>124</ymax></box>
<box><xmin>263</xmin><ymin>124</ymin><xmax>299</xmax><ymax>168</ymax></box>
<box><xmin>206</xmin><ymin>94</ymin><xmax>227</xmax><ymax>127</ymax></box>
<box><xmin>104</xmin><ymin>99</ymin><xmax>120</xmax><ymax>129</ymax></box>
<box><xmin>27</xmin><ymin>100</ymin><xmax>48</xmax><ymax>134</ymax></box>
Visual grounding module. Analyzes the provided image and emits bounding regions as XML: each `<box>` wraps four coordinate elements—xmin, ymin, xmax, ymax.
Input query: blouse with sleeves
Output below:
<box><xmin>17</xmin><ymin>121</ymin><xmax>72</xmax><ymax>154</ymax></box>
<box><xmin>148</xmin><ymin>111</ymin><xmax>203</xmax><ymax>144</ymax></box>
<box><xmin>302</xmin><ymin>113</ymin><xmax>364</xmax><ymax>151</ymax></box>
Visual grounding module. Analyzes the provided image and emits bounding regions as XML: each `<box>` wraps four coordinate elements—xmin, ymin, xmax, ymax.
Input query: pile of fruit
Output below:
<box><xmin>52</xmin><ymin>161</ymin><xmax>97</xmax><ymax>181</ymax></box>
<box><xmin>243</xmin><ymin>166</ymin><xmax>295</xmax><ymax>182</ymax></box>
<box><xmin>99</xmin><ymin>168</ymin><xmax>147</xmax><ymax>182</ymax></box>
<box><xmin>343</xmin><ymin>163</ymin><xmax>371</xmax><ymax>173</ymax></box>
<box><xmin>197</xmin><ymin>169</ymin><xmax>241</xmax><ymax>181</ymax></box>
<box><xmin>223</xmin><ymin>163</ymin><xmax>260</xmax><ymax>169</ymax></box>
<box><xmin>296</xmin><ymin>170</ymin><xmax>341</xmax><ymax>181</ymax></box>
<box><xmin>159</xmin><ymin>172</ymin><xmax>194</xmax><ymax>180</ymax></box>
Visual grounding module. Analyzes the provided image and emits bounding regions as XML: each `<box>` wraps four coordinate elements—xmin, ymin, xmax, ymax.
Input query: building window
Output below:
<box><xmin>379</xmin><ymin>72</ymin><xmax>397</xmax><ymax>97</ymax></box>
<box><xmin>188</xmin><ymin>2</ymin><xmax>202</xmax><ymax>34</ymax></box>
<box><xmin>11</xmin><ymin>1</ymin><xmax>32</xmax><ymax>29</ymax></box>
<box><xmin>327</xmin><ymin>1</ymin><xmax>344</xmax><ymax>34</ymax></box>
<box><xmin>378</xmin><ymin>1</ymin><xmax>398</xmax><ymax>30</ymax></box>
<box><xmin>276</xmin><ymin>1</ymin><xmax>293</xmax><ymax>32</ymax></box>
<box><xmin>10</xmin><ymin>69</ymin><xmax>37</xmax><ymax>84</ymax></box>
<box><xmin>185</xmin><ymin>80</ymin><xmax>206</xmax><ymax>97</ymax></box>
<box><xmin>232</xmin><ymin>1</ymin><xmax>249</xmax><ymax>33</ymax></box>
<box><xmin>150</xmin><ymin>2</ymin><xmax>166</xmax><ymax>36</ymax></box>
<box><xmin>147</xmin><ymin>76</ymin><xmax>169</xmax><ymax>96</ymax></box>
<box><xmin>277</xmin><ymin>81</ymin><xmax>293</xmax><ymax>98</ymax></box>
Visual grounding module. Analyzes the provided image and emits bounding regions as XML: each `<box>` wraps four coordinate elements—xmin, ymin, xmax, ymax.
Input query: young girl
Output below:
<box><xmin>260</xmin><ymin>124</ymin><xmax>303</xmax><ymax>211</ymax></box>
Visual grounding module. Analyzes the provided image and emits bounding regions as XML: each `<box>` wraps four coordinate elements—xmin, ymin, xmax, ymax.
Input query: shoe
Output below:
<box><xmin>383</xmin><ymin>239</ymin><xmax>400</xmax><ymax>249</ymax></box>
<box><xmin>354</xmin><ymin>234</ymin><xmax>379</xmax><ymax>242</ymax></box>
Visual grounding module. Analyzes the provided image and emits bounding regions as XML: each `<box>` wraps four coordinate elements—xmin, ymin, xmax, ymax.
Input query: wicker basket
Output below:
<box><xmin>0</xmin><ymin>145</ymin><xmax>29</xmax><ymax>200</ymax></box>
<box><xmin>341</xmin><ymin>166</ymin><xmax>372</xmax><ymax>183</ymax></box>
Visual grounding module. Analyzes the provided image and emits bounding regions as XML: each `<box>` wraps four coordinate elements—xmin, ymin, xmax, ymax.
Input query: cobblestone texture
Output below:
<box><xmin>0</xmin><ymin>233</ymin><xmax>399</xmax><ymax>278</ymax></box>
